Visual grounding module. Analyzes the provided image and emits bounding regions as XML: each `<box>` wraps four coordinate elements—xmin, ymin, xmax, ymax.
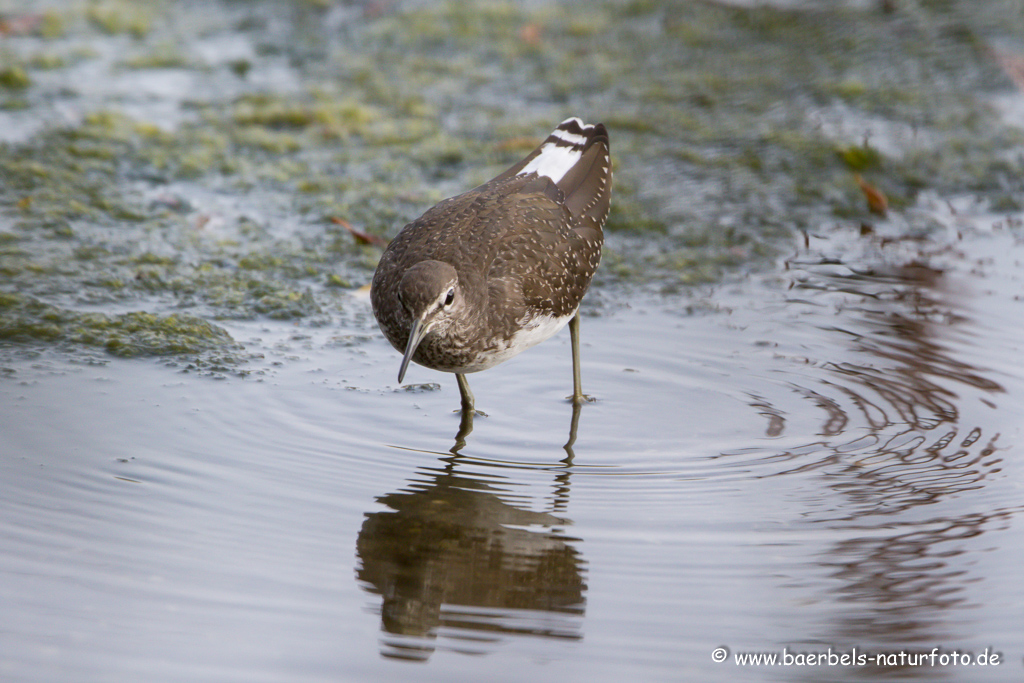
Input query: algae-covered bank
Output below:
<box><xmin>3</xmin><ymin>0</ymin><xmax>1024</xmax><ymax>366</ymax></box>
<box><xmin>2</xmin><ymin>2</ymin><xmax>1024</xmax><ymax>682</ymax></box>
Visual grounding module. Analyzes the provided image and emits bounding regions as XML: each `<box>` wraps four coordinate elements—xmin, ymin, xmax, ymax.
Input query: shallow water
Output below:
<box><xmin>3</xmin><ymin>209</ymin><xmax>1023</xmax><ymax>681</ymax></box>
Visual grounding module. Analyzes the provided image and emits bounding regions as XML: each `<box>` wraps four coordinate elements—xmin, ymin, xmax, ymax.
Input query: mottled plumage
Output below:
<box><xmin>370</xmin><ymin>117</ymin><xmax>612</xmax><ymax>410</ymax></box>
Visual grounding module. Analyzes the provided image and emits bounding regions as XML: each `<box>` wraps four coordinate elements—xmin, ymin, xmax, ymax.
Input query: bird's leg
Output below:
<box><xmin>563</xmin><ymin>397</ymin><xmax>581</xmax><ymax>457</ymax></box>
<box><xmin>451</xmin><ymin>404</ymin><xmax>474</xmax><ymax>454</ymax></box>
<box><xmin>568</xmin><ymin>312</ymin><xmax>594</xmax><ymax>404</ymax></box>
<box><xmin>456</xmin><ymin>373</ymin><xmax>475</xmax><ymax>413</ymax></box>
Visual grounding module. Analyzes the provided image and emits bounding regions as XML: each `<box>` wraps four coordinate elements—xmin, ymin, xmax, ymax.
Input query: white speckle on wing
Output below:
<box><xmin>517</xmin><ymin>143</ymin><xmax>582</xmax><ymax>183</ymax></box>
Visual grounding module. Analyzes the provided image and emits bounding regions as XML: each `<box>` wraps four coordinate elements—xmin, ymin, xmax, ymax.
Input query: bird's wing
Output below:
<box><xmin>484</xmin><ymin>184</ymin><xmax>599</xmax><ymax>319</ymax></box>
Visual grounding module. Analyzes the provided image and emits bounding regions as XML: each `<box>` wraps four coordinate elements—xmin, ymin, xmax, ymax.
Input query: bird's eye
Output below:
<box><xmin>444</xmin><ymin>288</ymin><xmax>455</xmax><ymax>307</ymax></box>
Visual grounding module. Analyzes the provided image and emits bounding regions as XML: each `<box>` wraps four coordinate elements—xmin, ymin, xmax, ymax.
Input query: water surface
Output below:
<box><xmin>4</xmin><ymin>214</ymin><xmax>1023</xmax><ymax>681</ymax></box>
<box><xmin>2</xmin><ymin>1</ymin><xmax>1024</xmax><ymax>681</ymax></box>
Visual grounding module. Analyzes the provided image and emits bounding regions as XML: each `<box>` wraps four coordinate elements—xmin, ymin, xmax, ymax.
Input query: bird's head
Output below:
<box><xmin>395</xmin><ymin>260</ymin><xmax>461</xmax><ymax>382</ymax></box>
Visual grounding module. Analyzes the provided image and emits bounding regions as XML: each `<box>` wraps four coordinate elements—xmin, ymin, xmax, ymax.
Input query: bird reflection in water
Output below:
<box><xmin>355</xmin><ymin>447</ymin><xmax>583</xmax><ymax>662</ymax></box>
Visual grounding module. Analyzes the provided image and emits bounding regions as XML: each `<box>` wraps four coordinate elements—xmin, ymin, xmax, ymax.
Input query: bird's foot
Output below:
<box><xmin>454</xmin><ymin>407</ymin><xmax>488</xmax><ymax>417</ymax></box>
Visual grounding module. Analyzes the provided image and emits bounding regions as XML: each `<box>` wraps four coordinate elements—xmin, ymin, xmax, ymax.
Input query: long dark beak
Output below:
<box><xmin>398</xmin><ymin>318</ymin><xmax>428</xmax><ymax>383</ymax></box>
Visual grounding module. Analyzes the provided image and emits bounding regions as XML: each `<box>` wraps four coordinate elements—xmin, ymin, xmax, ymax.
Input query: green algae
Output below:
<box><xmin>837</xmin><ymin>144</ymin><xmax>884</xmax><ymax>173</ymax></box>
<box><xmin>606</xmin><ymin>199</ymin><xmax>667</xmax><ymax>235</ymax></box>
<box><xmin>0</xmin><ymin>293</ymin><xmax>241</xmax><ymax>360</ymax></box>
<box><xmin>72</xmin><ymin>311</ymin><xmax>235</xmax><ymax>358</ymax></box>
<box><xmin>230</xmin><ymin>94</ymin><xmax>380</xmax><ymax>141</ymax></box>
<box><xmin>0</xmin><ymin>66</ymin><xmax>31</xmax><ymax>90</ymax></box>
<box><xmin>86</xmin><ymin>1</ymin><xmax>154</xmax><ymax>37</ymax></box>
<box><xmin>121</xmin><ymin>45</ymin><xmax>191</xmax><ymax>70</ymax></box>
<box><xmin>27</xmin><ymin>53</ymin><xmax>66</xmax><ymax>70</ymax></box>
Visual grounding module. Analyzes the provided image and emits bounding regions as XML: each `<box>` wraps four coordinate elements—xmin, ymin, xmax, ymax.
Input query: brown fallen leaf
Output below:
<box><xmin>519</xmin><ymin>22</ymin><xmax>542</xmax><ymax>47</ymax></box>
<box><xmin>330</xmin><ymin>216</ymin><xmax>388</xmax><ymax>248</ymax></box>
<box><xmin>495</xmin><ymin>136</ymin><xmax>540</xmax><ymax>153</ymax></box>
<box><xmin>0</xmin><ymin>13</ymin><xmax>42</xmax><ymax>36</ymax></box>
<box><xmin>854</xmin><ymin>173</ymin><xmax>888</xmax><ymax>216</ymax></box>
<box><xmin>989</xmin><ymin>45</ymin><xmax>1024</xmax><ymax>92</ymax></box>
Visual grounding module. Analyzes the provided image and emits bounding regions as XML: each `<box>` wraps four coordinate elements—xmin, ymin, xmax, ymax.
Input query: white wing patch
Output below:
<box><xmin>517</xmin><ymin>143</ymin><xmax>582</xmax><ymax>184</ymax></box>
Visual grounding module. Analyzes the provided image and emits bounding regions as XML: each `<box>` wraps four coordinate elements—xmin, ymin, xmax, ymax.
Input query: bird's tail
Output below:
<box><xmin>490</xmin><ymin>117</ymin><xmax>612</xmax><ymax>236</ymax></box>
